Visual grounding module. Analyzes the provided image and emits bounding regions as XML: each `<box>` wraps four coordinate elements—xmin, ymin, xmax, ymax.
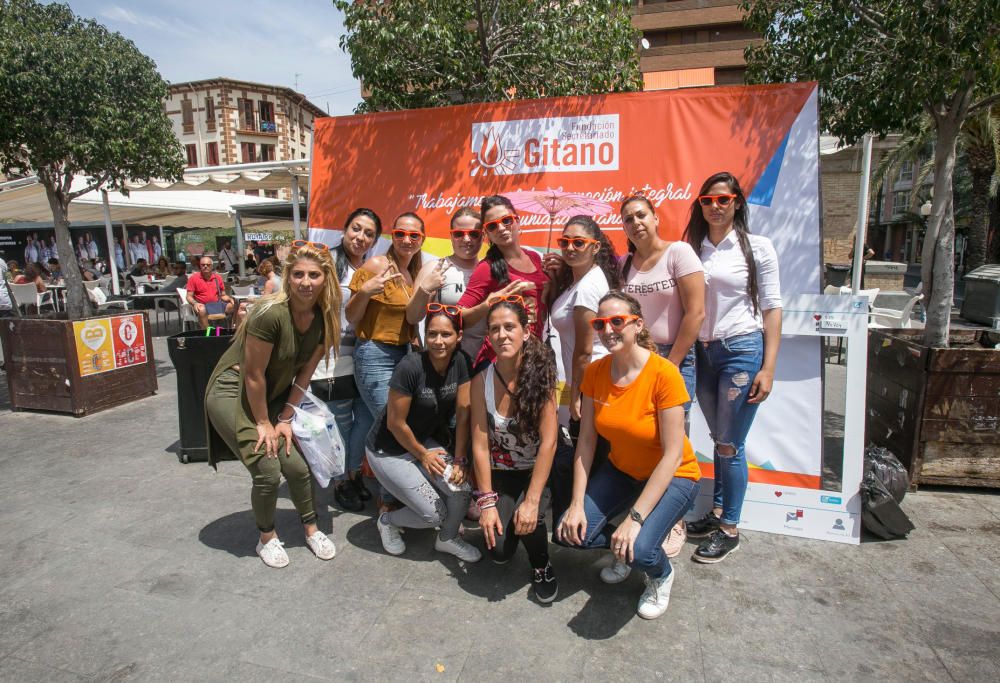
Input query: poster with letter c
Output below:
<box><xmin>308</xmin><ymin>84</ymin><xmax>845</xmax><ymax>542</ymax></box>
<box><xmin>73</xmin><ymin>314</ymin><xmax>147</xmax><ymax>376</ymax></box>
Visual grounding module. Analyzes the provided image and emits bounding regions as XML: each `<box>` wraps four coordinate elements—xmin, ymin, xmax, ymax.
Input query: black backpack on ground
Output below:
<box><xmin>860</xmin><ymin>445</ymin><xmax>916</xmax><ymax>540</ymax></box>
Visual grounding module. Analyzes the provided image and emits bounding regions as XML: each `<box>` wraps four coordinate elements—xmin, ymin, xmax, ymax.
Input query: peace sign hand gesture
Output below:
<box><xmin>361</xmin><ymin>263</ymin><xmax>403</xmax><ymax>297</ymax></box>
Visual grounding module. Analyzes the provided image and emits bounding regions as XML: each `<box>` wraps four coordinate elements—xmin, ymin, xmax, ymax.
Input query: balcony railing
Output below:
<box><xmin>237</xmin><ymin>112</ymin><xmax>279</xmax><ymax>135</ymax></box>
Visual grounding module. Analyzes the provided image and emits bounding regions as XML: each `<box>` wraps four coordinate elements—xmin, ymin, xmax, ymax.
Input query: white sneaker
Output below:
<box><xmin>256</xmin><ymin>537</ymin><xmax>289</xmax><ymax>568</ymax></box>
<box><xmin>600</xmin><ymin>557</ymin><xmax>632</xmax><ymax>584</ymax></box>
<box><xmin>435</xmin><ymin>535</ymin><xmax>482</xmax><ymax>562</ymax></box>
<box><xmin>637</xmin><ymin>570</ymin><xmax>675</xmax><ymax>620</ymax></box>
<box><xmin>305</xmin><ymin>530</ymin><xmax>337</xmax><ymax>560</ymax></box>
<box><xmin>377</xmin><ymin>513</ymin><xmax>406</xmax><ymax>555</ymax></box>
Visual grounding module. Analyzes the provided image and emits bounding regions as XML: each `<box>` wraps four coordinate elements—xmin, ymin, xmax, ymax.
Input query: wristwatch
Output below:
<box><xmin>629</xmin><ymin>508</ymin><xmax>645</xmax><ymax>526</ymax></box>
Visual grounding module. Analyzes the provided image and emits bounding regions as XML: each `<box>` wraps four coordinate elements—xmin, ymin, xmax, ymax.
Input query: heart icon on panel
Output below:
<box><xmin>774</xmin><ymin>491</ymin><xmax>783</xmax><ymax>497</ymax></box>
<box><xmin>813</xmin><ymin>314</ymin><xmax>822</xmax><ymax>321</ymax></box>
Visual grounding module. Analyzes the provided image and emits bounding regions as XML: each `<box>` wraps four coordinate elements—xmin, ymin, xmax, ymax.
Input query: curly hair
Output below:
<box><xmin>481</xmin><ymin>195</ymin><xmax>518</xmax><ymax>284</ymax></box>
<box><xmin>597</xmin><ymin>290</ymin><xmax>657</xmax><ymax>353</ymax></box>
<box><xmin>549</xmin><ymin>214</ymin><xmax>620</xmax><ymax>305</ymax></box>
<box><xmin>487</xmin><ymin>300</ymin><xmax>557</xmax><ymax>443</ymax></box>
<box><xmin>682</xmin><ymin>172</ymin><xmax>759</xmax><ymax>315</ymax></box>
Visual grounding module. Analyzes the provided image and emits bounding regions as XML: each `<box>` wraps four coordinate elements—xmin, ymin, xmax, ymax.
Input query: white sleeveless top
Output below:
<box><xmin>484</xmin><ymin>364</ymin><xmax>539</xmax><ymax>470</ymax></box>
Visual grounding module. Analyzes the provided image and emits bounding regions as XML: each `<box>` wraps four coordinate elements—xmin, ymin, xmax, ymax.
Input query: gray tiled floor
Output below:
<box><xmin>1</xmin><ymin>338</ymin><xmax>998</xmax><ymax>681</ymax></box>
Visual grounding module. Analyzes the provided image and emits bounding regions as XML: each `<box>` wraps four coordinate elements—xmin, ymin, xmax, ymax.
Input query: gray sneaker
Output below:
<box><xmin>435</xmin><ymin>535</ymin><xmax>482</xmax><ymax>562</ymax></box>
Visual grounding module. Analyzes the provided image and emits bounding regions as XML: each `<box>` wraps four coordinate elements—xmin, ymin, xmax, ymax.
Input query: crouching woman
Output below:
<box><xmin>557</xmin><ymin>291</ymin><xmax>701</xmax><ymax>619</ymax></box>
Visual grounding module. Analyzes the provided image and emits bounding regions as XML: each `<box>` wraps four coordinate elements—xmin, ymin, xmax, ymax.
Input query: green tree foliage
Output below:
<box><xmin>0</xmin><ymin>0</ymin><xmax>183</xmax><ymax>319</ymax></box>
<box><xmin>742</xmin><ymin>0</ymin><xmax>1000</xmax><ymax>346</ymax></box>
<box><xmin>333</xmin><ymin>0</ymin><xmax>642</xmax><ymax>112</ymax></box>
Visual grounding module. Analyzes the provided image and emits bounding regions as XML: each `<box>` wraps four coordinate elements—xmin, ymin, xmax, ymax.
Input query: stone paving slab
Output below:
<box><xmin>1</xmin><ymin>338</ymin><xmax>999</xmax><ymax>682</ymax></box>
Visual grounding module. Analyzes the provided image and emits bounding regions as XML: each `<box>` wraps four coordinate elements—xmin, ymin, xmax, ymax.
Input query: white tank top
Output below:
<box><xmin>484</xmin><ymin>363</ymin><xmax>538</xmax><ymax>470</ymax></box>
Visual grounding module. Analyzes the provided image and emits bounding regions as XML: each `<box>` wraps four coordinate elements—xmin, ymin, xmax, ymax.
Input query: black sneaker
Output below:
<box><xmin>334</xmin><ymin>481</ymin><xmax>365</xmax><ymax>512</ymax></box>
<box><xmin>351</xmin><ymin>476</ymin><xmax>372</xmax><ymax>502</ymax></box>
<box><xmin>686</xmin><ymin>511</ymin><xmax>721</xmax><ymax>538</ymax></box>
<box><xmin>532</xmin><ymin>562</ymin><xmax>558</xmax><ymax>603</ymax></box>
<box><xmin>692</xmin><ymin>529</ymin><xmax>740</xmax><ymax>563</ymax></box>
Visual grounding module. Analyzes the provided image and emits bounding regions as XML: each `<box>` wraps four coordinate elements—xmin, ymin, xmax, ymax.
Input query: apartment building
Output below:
<box><xmin>632</xmin><ymin>0</ymin><xmax>761</xmax><ymax>90</ymax></box>
<box><xmin>164</xmin><ymin>78</ymin><xmax>325</xmax><ymax>197</ymax></box>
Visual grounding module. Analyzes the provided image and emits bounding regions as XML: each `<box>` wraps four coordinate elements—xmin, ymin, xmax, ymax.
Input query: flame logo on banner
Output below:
<box><xmin>470</xmin><ymin>128</ymin><xmax>519</xmax><ymax>176</ymax></box>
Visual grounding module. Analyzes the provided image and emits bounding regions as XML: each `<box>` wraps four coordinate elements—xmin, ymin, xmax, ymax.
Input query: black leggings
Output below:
<box><xmin>489</xmin><ymin>469</ymin><xmax>550</xmax><ymax>569</ymax></box>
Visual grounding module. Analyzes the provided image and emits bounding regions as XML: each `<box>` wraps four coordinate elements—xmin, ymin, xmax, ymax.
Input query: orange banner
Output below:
<box><xmin>308</xmin><ymin>83</ymin><xmax>816</xmax><ymax>250</ymax></box>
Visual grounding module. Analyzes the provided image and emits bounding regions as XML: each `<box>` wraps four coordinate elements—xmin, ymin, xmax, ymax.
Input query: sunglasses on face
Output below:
<box><xmin>558</xmin><ymin>236</ymin><xmax>600</xmax><ymax>250</ymax></box>
<box><xmin>450</xmin><ymin>229</ymin><xmax>483</xmax><ymax>239</ymax></box>
<box><xmin>483</xmin><ymin>215</ymin><xmax>517</xmax><ymax>233</ymax></box>
<box><xmin>426</xmin><ymin>302</ymin><xmax>460</xmax><ymax>316</ymax></box>
<box><xmin>291</xmin><ymin>239</ymin><xmax>330</xmax><ymax>252</ymax></box>
<box><xmin>590</xmin><ymin>314</ymin><xmax>640</xmax><ymax>332</ymax></box>
<box><xmin>697</xmin><ymin>194</ymin><xmax>737</xmax><ymax>208</ymax></box>
<box><xmin>392</xmin><ymin>229</ymin><xmax>423</xmax><ymax>241</ymax></box>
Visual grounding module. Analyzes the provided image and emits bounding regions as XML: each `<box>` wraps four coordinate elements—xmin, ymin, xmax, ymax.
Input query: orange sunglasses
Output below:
<box><xmin>590</xmin><ymin>314</ymin><xmax>640</xmax><ymax>332</ymax></box>
<box><xmin>291</xmin><ymin>239</ymin><xmax>329</xmax><ymax>251</ymax></box>
<box><xmin>697</xmin><ymin>194</ymin><xmax>737</xmax><ymax>208</ymax></box>
<box><xmin>392</xmin><ymin>229</ymin><xmax>423</xmax><ymax>241</ymax></box>
<box><xmin>483</xmin><ymin>215</ymin><xmax>517</xmax><ymax>233</ymax></box>
<box><xmin>450</xmin><ymin>229</ymin><xmax>483</xmax><ymax>239</ymax></box>
<box><xmin>557</xmin><ymin>236</ymin><xmax>600</xmax><ymax>250</ymax></box>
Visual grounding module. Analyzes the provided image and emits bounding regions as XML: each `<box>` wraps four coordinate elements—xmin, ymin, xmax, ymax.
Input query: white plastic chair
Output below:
<box><xmin>10</xmin><ymin>283</ymin><xmax>55</xmax><ymax>314</ymax></box>
<box><xmin>177</xmin><ymin>287</ymin><xmax>200</xmax><ymax>331</ymax></box>
<box><xmin>86</xmin><ymin>285</ymin><xmax>129</xmax><ymax>311</ymax></box>
<box><xmin>232</xmin><ymin>284</ymin><xmax>255</xmax><ymax>297</ymax></box>
<box><xmin>870</xmin><ymin>293</ymin><xmax>925</xmax><ymax>329</ymax></box>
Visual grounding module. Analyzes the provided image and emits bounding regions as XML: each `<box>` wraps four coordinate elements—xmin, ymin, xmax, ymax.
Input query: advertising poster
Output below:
<box><xmin>73</xmin><ymin>318</ymin><xmax>115</xmax><ymax>377</ymax></box>
<box><xmin>308</xmin><ymin>84</ymin><xmax>847</xmax><ymax>541</ymax></box>
<box><xmin>110</xmin><ymin>314</ymin><xmax>148</xmax><ymax>368</ymax></box>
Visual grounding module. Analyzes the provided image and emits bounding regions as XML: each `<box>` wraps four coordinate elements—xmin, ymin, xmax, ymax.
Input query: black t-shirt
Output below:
<box><xmin>367</xmin><ymin>350</ymin><xmax>472</xmax><ymax>456</ymax></box>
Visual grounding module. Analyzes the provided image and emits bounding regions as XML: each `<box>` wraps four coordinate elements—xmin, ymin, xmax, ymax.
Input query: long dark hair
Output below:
<box><xmin>550</xmin><ymin>215</ymin><xmax>620</xmax><ymax>305</ymax></box>
<box><xmin>598</xmin><ymin>290</ymin><xmax>657</xmax><ymax>353</ymax></box>
<box><xmin>481</xmin><ymin>195</ymin><xmax>517</xmax><ymax>284</ymax></box>
<box><xmin>682</xmin><ymin>172</ymin><xmax>759</xmax><ymax>315</ymax></box>
<box><xmin>334</xmin><ymin>208</ymin><xmax>382</xmax><ymax>281</ymax></box>
<box><xmin>619</xmin><ymin>194</ymin><xmax>656</xmax><ymax>278</ymax></box>
<box><xmin>487</xmin><ymin>300</ymin><xmax>557</xmax><ymax>443</ymax></box>
<box><xmin>387</xmin><ymin>211</ymin><xmax>424</xmax><ymax>280</ymax></box>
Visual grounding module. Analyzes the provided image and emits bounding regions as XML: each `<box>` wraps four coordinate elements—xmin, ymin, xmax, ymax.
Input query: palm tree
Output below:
<box><xmin>961</xmin><ymin>104</ymin><xmax>1000</xmax><ymax>270</ymax></box>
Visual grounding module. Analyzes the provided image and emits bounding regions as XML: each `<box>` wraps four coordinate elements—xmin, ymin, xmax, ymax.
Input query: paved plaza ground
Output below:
<box><xmin>1</xmin><ymin>336</ymin><xmax>999</xmax><ymax>682</ymax></box>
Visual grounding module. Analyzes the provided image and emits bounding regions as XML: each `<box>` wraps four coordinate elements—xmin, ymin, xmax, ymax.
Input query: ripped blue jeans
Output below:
<box><xmin>695</xmin><ymin>331</ymin><xmax>764</xmax><ymax>526</ymax></box>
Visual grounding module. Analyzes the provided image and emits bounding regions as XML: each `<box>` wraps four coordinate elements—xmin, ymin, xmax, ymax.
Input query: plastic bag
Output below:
<box><xmin>861</xmin><ymin>443</ymin><xmax>915</xmax><ymax>539</ymax></box>
<box><xmin>863</xmin><ymin>444</ymin><xmax>909</xmax><ymax>503</ymax></box>
<box><xmin>290</xmin><ymin>390</ymin><xmax>345</xmax><ymax>488</ymax></box>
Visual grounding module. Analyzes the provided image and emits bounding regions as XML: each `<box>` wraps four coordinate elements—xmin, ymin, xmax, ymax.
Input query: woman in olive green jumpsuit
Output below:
<box><xmin>205</xmin><ymin>242</ymin><xmax>342</xmax><ymax>568</ymax></box>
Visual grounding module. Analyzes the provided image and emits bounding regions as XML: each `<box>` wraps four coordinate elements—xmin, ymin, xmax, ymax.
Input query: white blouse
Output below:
<box><xmin>699</xmin><ymin>230</ymin><xmax>782</xmax><ymax>342</ymax></box>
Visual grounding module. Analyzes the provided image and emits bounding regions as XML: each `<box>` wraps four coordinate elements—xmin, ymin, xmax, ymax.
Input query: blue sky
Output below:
<box><xmin>58</xmin><ymin>0</ymin><xmax>362</xmax><ymax>115</ymax></box>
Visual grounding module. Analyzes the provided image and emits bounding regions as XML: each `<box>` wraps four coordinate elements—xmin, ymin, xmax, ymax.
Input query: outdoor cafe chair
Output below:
<box><xmin>177</xmin><ymin>288</ymin><xmax>200</xmax><ymax>331</ymax></box>
<box><xmin>10</xmin><ymin>282</ymin><xmax>55</xmax><ymax>315</ymax></box>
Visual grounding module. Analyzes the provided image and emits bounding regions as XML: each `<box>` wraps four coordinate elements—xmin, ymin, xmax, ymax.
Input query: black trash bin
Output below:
<box><xmin>825</xmin><ymin>263</ymin><xmax>850</xmax><ymax>288</ymax></box>
<box><xmin>167</xmin><ymin>328</ymin><xmax>235</xmax><ymax>463</ymax></box>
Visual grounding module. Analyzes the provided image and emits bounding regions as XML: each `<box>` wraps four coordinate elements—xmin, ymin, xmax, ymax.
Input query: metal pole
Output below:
<box><xmin>291</xmin><ymin>175</ymin><xmax>302</xmax><ymax>239</ymax></box>
<box><xmin>101</xmin><ymin>190</ymin><xmax>121</xmax><ymax>295</ymax></box>
<box><xmin>851</xmin><ymin>134</ymin><xmax>874</xmax><ymax>295</ymax></box>
<box><xmin>158</xmin><ymin>225</ymin><xmax>166</xmax><ymax>262</ymax></box>
<box><xmin>234</xmin><ymin>212</ymin><xmax>246</xmax><ymax>278</ymax></box>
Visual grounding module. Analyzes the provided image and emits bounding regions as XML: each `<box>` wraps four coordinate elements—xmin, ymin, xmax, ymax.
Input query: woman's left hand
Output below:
<box><xmin>274</xmin><ymin>421</ymin><xmax>294</xmax><ymax>456</ymax></box>
<box><xmin>448</xmin><ymin>463</ymin><xmax>467</xmax><ymax>485</ymax></box>
<box><xmin>610</xmin><ymin>518</ymin><xmax>640</xmax><ymax>563</ymax></box>
<box><xmin>748</xmin><ymin>368</ymin><xmax>774</xmax><ymax>404</ymax></box>
<box><xmin>541</xmin><ymin>252</ymin><xmax>565</xmax><ymax>276</ymax></box>
<box><xmin>513</xmin><ymin>499</ymin><xmax>539</xmax><ymax>536</ymax></box>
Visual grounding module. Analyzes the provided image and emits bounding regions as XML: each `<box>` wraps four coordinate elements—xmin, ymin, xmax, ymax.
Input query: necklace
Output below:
<box><xmin>493</xmin><ymin>364</ymin><xmax>516</xmax><ymax>396</ymax></box>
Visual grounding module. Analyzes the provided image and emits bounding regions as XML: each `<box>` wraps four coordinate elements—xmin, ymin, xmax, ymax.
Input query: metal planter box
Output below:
<box><xmin>961</xmin><ymin>264</ymin><xmax>1000</xmax><ymax>325</ymax></box>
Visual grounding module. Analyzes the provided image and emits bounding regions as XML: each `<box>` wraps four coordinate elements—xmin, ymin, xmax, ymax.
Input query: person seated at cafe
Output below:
<box><xmin>158</xmin><ymin>263</ymin><xmax>188</xmax><ymax>293</ymax></box>
<box><xmin>79</xmin><ymin>258</ymin><xmax>100</xmax><ymax>281</ymax></box>
<box><xmin>129</xmin><ymin>259</ymin><xmax>148</xmax><ymax>278</ymax></box>
<box><xmin>187</xmin><ymin>256</ymin><xmax>234</xmax><ymax>328</ymax></box>
<box><xmin>154</xmin><ymin>256</ymin><xmax>171</xmax><ymax>279</ymax></box>
<box><xmin>4</xmin><ymin>259</ymin><xmax>20</xmax><ymax>281</ymax></box>
<box><xmin>14</xmin><ymin>263</ymin><xmax>47</xmax><ymax>293</ymax></box>
<box><xmin>47</xmin><ymin>258</ymin><xmax>63</xmax><ymax>281</ymax></box>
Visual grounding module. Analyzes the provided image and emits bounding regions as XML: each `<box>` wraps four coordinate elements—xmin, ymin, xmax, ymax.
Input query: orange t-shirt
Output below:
<box><xmin>580</xmin><ymin>353</ymin><xmax>700</xmax><ymax>482</ymax></box>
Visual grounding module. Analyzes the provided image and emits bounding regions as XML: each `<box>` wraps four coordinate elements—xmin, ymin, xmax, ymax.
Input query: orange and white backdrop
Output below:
<box><xmin>310</xmin><ymin>84</ymin><xmax>829</xmax><ymax>535</ymax></box>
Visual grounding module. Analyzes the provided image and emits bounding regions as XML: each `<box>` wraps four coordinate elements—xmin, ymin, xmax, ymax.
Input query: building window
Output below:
<box><xmin>181</xmin><ymin>99</ymin><xmax>194</xmax><ymax>134</ymax></box>
<box><xmin>244</xmin><ymin>189</ymin><xmax>259</xmax><ymax>197</ymax></box>
<box><xmin>205</xmin><ymin>96</ymin><xmax>216</xmax><ymax>131</ymax></box>
<box><xmin>259</xmin><ymin>101</ymin><xmax>276</xmax><ymax>132</ymax></box>
<box><xmin>898</xmin><ymin>160</ymin><xmax>914</xmax><ymax>183</ymax></box>
<box><xmin>264</xmin><ymin>190</ymin><xmax>278</xmax><ymax>199</ymax></box>
<box><xmin>185</xmin><ymin>144</ymin><xmax>198</xmax><ymax>167</ymax></box>
<box><xmin>241</xmin><ymin>142</ymin><xmax>258</xmax><ymax>163</ymax></box>
<box><xmin>892</xmin><ymin>190</ymin><xmax>909</xmax><ymax>216</ymax></box>
<box><xmin>238</xmin><ymin>98</ymin><xmax>255</xmax><ymax>131</ymax></box>
<box><xmin>260</xmin><ymin>144</ymin><xmax>276</xmax><ymax>162</ymax></box>
<box><xmin>206</xmin><ymin>142</ymin><xmax>219</xmax><ymax>166</ymax></box>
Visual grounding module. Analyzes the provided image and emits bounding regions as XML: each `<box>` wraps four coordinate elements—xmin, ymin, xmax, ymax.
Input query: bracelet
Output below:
<box><xmin>475</xmin><ymin>491</ymin><xmax>499</xmax><ymax>510</ymax></box>
<box><xmin>277</xmin><ymin>415</ymin><xmax>293</xmax><ymax>424</ymax></box>
<box><xmin>478</xmin><ymin>502</ymin><xmax>497</xmax><ymax>511</ymax></box>
<box><xmin>284</xmin><ymin>401</ymin><xmax>299</xmax><ymax>410</ymax></box>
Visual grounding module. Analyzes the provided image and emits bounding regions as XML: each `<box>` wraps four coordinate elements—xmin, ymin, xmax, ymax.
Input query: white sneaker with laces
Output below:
<box><xmin>600</xmin><ymin>557</ymin><xmax>632</xmax><ymax>584</ymax></box>
<box><xmin>435</xmin><ymin>535</ymin><xmax>482</xmax><ymax>562</ymax></box>
<box><xmin>256</xmin><ymin>537</ymin><xmax>289</xmax><ymax>568</ymax></box>
<box><xmin>377</xmin><ymin>513</ymin><xmax>406</xmax><ymax>555</ymax></box>
<box><xmin>637</xmin><ymin>570</ymin><xmax>675</xmax><ymax>620</ymax></box>
<box><xmin>306</xmin><ymin>530</ymin><xmax>337</xmax><ymax>560</ymax></box>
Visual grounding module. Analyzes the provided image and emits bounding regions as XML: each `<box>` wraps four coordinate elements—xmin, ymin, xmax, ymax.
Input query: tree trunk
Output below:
<box><xmin>42</xmin><ymin>182</ymin><xmax>93</xmax><ymax>320</ymax></box>
<box><xmin>967</xmin><ymin>167</ymin><xmax>990</xmax><ymax>271</ymax></box>
<box><xmin>921</xmin><ymin>118</ymin><xmax>960</xmax><ymax>348</ymax></box>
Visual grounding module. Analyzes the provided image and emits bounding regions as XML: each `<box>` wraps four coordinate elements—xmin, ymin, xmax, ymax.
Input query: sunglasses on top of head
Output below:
<box><xmin>450</xmin><ymin>229</ymin><xmax>482</xmax><ymax>239</ymax></box>
<box><xmin>392</xmin><ymin>229</ymin><xmax>423</xmax><ymax>241</ymax></box>
<box><xmin>483</xmin><ymin>215</ymin><xmax>517</xmax><ymax>233</ymax></box>
<box><xmin>291</xmin><ymin>239</ymin><xmax>330</xmax><ymax>252</ymax></box>
<box><xmin>557</xmin><ymin>236</ymin><xmax>600</xmax><ymax>250</ymax></box>
<box><xmin>697</xmin><ymin>194</ymin><xmax>737</xmax><ymax>208</ymax></box>
<box><xmin>590</xmin><ymin>314</ymin><xmax>640</xmax><ymax>332</ymax></box>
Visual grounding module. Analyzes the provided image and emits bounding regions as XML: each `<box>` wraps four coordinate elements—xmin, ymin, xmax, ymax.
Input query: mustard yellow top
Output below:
<box><xmin>349</xmin><ymin>266</ymin><xmax>414</xmax><ymax>345</ymax></box>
